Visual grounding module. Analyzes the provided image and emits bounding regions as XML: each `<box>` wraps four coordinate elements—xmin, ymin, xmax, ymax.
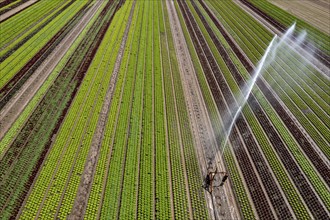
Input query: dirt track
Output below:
<box><xmin>69</xmin><ymin>1</ymin><xmax>136</xmax><ymax>218</ymax></box>
<box><xmin>193</xmin><ymin>1</ymin><xmax>330</xmax><ymax>218</ymax></box>
<box><xmin>166</xmin><ymin>1</ymin><xmax>239</xmax><ymax>219</ymax></box>
<box><xmin>178</xmin><ymin>0</ymin><xmax>330</xmax><ymax>219</ymax></box>
<box><xmin>0</xmin><ymin>0</ymin><xmax>38</xmax><ymax>22</ymax></box>
<box><xmin>0</xmin><ymin>1</ymin><xmax>103</xmax><ymax>141</ymax></box>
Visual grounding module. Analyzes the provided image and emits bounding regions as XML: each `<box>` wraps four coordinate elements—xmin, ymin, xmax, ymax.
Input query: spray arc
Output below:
<box><xmin>219</xmin><ymin>34</ymin><xmax>278</xmax><ymax>157</ymax></box>
<box><xmin>205</xmin><ymin>23</ymin><xmax>311</xmax><ymax>192</ymax></box>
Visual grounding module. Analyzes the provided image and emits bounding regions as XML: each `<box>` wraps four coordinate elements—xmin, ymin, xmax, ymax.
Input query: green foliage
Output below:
<box><xmin>248</xmin><ymin>0</ymin><xmax>330</xmax><ymax>55</ymax></box>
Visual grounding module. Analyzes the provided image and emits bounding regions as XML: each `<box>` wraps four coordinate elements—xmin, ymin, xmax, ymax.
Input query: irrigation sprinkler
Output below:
<box><xmin>203</xmin><ymin>167</ymin><xmax>229</xmax><ymax>194</ymax></box>
<box><xmin>203</xmin><ymin>31</ymin><xmax>279</xmax><ymax>195</ymax></box>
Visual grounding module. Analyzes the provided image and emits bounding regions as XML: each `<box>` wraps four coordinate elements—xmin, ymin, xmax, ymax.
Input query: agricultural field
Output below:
<box><xmin>0</xmin><ymin>0</ymin><xmax>329</xmax><ymax>219</ymax></box>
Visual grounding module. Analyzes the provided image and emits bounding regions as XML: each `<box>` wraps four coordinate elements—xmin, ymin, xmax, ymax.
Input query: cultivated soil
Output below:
<box><xmin>234</xmin><ymin>0</ymin><xmax>330</xmax><ymax>76</ymax></box>
<box><xmin>0</xmin><ymin>0</ymin><xmax>37</xmax><ymax>22</ymax></box>
<box><xmin>166</xmin><ymin>1</ymin><xmax>239</xmax><ymax>219</ymax></box>
<box><xmin>270</xmin><ymin>0</ymin><xmax>330</xmax><ymax>35</ymax></box>
<box><xmin>69</xmin><ymin>2</ymin><xmax>136</xmax><ymax>219</ymax></box>
<box><xmin>0</xmin><ymin>1</ymin><xmax>103</xmax><ymax>140</ymax></box>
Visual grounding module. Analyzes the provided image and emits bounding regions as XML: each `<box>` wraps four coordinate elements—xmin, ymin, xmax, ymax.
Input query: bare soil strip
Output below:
<box><xmin>0</xmin><ymin>0</ymin><xmax>102</xmax><ymax>140</ymax></box>
<box><xmin>198</xmin><ymin>1</ymin><xmax>330</xmax><ymax>217</ymax></box>
<box><xmin>227</xmin><ymin>0</ymin><xmax>330</xmax><ymax>177</ymax></box>
<box><xmin>203</xmin><ymin>0</ymin><xmax>330</xmax><ymax>172</ymax></box>
<box><xmin>0</xmin><ymin>0</ymin><xmax>37</xmax><ymax>22</ymax></box>
<box><xmin>236</xmin><ymin>0</ymin><xmax>330</xmax><ymax>71</ymax></box>
<box><xmin>234</xmin><ymin>0</ymin><xmax>330</xmax><ymax>76</ymax></box>
<box><xmin>179</xmin><ymin>1</ymin><xmax>330</xmax><ymax>219</ymax></box>
<box><xmin>178</xmin><ymin>1</ymin><xmax>282</xmax><ymax>219</ymax></box>
<box><xmin>166</xmin><ymin>1</ymin><xmax>239</xmax><ymax>219</ymax></box>
<box><xmin>69</xmin><ymin>1</ymin><xmax>135</xmax><ymax>218</ymax></box>
<box><xmin>269</xmin><ymin>0</ymin><xmax>330</xmax><ymax>35</ymax></box>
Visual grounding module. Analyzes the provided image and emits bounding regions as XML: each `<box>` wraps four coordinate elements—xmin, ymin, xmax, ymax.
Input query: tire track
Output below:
<box><xmin>69</xmin><ymin>0</ymin><xmax>135</xmax><ymax>218</ymax></box>
<box><xmin>0</xmin><ymin>0</ymin><xmax>98</xmax><ymax>141</ymax></box>
<box><xmin>191</xmin><ymin>1</ymin><xmax>330</xmax><ymax>218</ymax></box>
<box><xmin>199</xmin><ymin>0</ymin><xmax>330</xmax><ymax>186</ymax></box>
<box><xmin>15</xmin><ymin>1</ymin><xmax>123</xmax><ymax>218</ymax></box>
<box><xmin>166</xmin><ymin>1</ymin><xmax>239</xmax><ymax>219</ymax></box>
<box><xmin>179</xmin><ymin>0</ymin><xmax>300</xmax><ymax>218</ymax></box>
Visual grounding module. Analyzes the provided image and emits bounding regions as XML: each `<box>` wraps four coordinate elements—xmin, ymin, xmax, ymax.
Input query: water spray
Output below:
<box><xmin>204</xmin><ymin>22</ymin><xmax>312</xmax><ymax>194</ymax></box>
<box><xmin>219</xmin><ymin>35</ymin><xmax>278</xmax><ymax>157</ymax></box>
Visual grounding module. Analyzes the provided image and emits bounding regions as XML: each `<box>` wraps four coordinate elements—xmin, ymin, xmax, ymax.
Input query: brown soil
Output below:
<box><xmin>0</xmin><ymin>0</ymin><xmax>103</xmax><ymax>141</ymax></box>
<box><xmin>269</xmin><ymin>0</ymin><xmax>330</xmax><ymax>35</ymax></box>
<box><xmin>237</xmin><ymin>0</ymin><xmax>330</xmax><ymax>69</ymax></box>
<box><xmin>69</xmin><ymin>1</ymin><xmax>135</xmax><ymax>219</ymax></box>
<box><xmin>0</xmin><ymin>0</ymin><xmax>38</xmax><ymax>22</ymax></box>
<box><xmin>179</xmin><ymin>0</ymin><xmax>330</xmax><ymax>219</ymax></box>
<box><xmin>166</xmin><ymin>1</ymin><xmax>240</xmax><ymax>219</ymax></box>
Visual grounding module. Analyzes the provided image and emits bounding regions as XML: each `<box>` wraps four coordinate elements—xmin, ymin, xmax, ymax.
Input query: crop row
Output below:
<box><xmin>0</xmin><ymin>0</ymin><xmax>25</xmax><ymax>9</ymax></box>
<box><xmin>197</xmin><ymin>0</ymin><xmax>327</xmax><ymax>215</ymax></box>
<box><xmin>0</xmin><ymin>0</ymin><xmax>31</xmax><ymax>16</ymax></box>
<box><xmin>174</xmin><ymin>1</ymin><xmax>252</xmax><ymax>218</ymax></box>
<box><xmin>208</xmin><ymin>0</ymin><xmax>329</xmax><ymax>103</ymax></box>
<box><xmin>96</xmin><ymin>1</ymin><xmax>209</xmax><ymax>218</ymax></box>
<box><xmin>210</xmin><ymin>0</ymin><xmax>329</xmax><ymax>105</ymax></box>
<box><xmin>199</xmin><ymin>0</ymin><xmax>328</xmax><ymax>176</ymax></box>
<box><xmin>179</xmin><ymin>0</ymin><xmax>330</xmax><ymax>218</ymax></box>
<box><xmin>98</xmin><ymin>2</ymin><xmax>142</xmax><ymax>219</ymax></box>
<box><xmin>0</xmin><ymin>0</ymin><xmax>92</xmax><ymax>157</ymax></box>
<box><xmin>0</xmin><ymin>1</ymin><xmax>77</xmax><ymax>62</ymax></box>
<box><xmin>118</xmin><ymin>1</ymin><xmax>147</xmax><ymax>218</ymax></box>
<box><xmin>0</xmin><ymin>0</ymin><xmax>20</xmax><ymax>10</ymax></box>
<box><xmin>0</xmin><ymin>2</ymin><xmax>90</xmax><ymax>111</ymax></box>
<box><xmin>154</xmin><ymin>1</ymin><xmax>172</xmax><ymax>218</ymax></box>
<box><xmin>184</xmin><ymin>1</ymin><xmax>306</xmax><ymax>218</ymax></box>
<box><xmin>0</xmin><ymin>1</ymin><xmax>116</xmax><ymax>219</ymax></box>
<box><xmin>163</xmin><ymin>2</ymin><xmax>209</xmax><ymax>219</ymax></box>
<box><xmin>18</xmin><ymin>1</ymin><xmax>124</xmax><ymax>219</ymax></box>
<box><xmin>240</xmin><ymin>0</ymin><xmax>330</xmax><ymax>67</ymax></box>
<box><xmin>137</xmin><ymin>1</ymin><xmax>154</xmax><ymax>219</ymax></box>
<box><xmin>0</xmin><ymin>0</ymin><xmax>64</xmax><ymax>49</ymax></box>
<box><xmin>83</xmin><ymin>2</ymin><xmax>136</xmax><ymax>220</ymax></box>
<box><xmin>177</xmin><ymin>1</ymin><xmax>276</xmax><ymax>219</ymax></box>
<box><xmin>245</xmin><ymin>0</ymin><xmax>330</xmax><ymax>56</ymax></box>
<box><xmin>174</xmin><ymin>1</ymin><xmax>257</xmax><ymax>219</ymax></box>
<box><xmin>203</xmin><ymin>0</ymin><xmax>330</xmax><ymax>184</ymax></box>
<box><xmin>0</xmin><ymin>0</ymin><xmax>89</xmax><ymax>89</ymax></box>
<box><xmin>36</xmin><ymin>2</ymin><xmax>125</xmax><ymax>219</ymax></box>
<box><xmin>199</xmin><ymin>0</ymin><xmax>330</xmax><ymax>162</ymax></box>
<box><xmin>160</xmin><ymin>1</ymin><xmax>190</xmax><ymax>219</ymax></box>
<box><xmin>0</xmin><ymin>0</ymin><xmax>106</xmax><ymax>159</ymax></box>
<box><xmin>207</xmin><ymin>0</ymin><xmax>328</xmax><ymax>91</ymax></box>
